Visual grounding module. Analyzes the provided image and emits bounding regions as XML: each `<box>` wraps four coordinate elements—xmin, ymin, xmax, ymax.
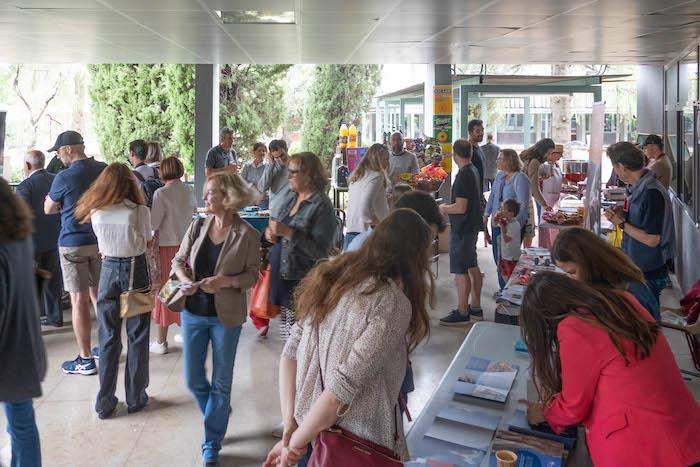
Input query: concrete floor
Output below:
<box><xmin>1</xmin><ymin>237</ymin><xmax>698</xmax><ymax>467</ymax></box>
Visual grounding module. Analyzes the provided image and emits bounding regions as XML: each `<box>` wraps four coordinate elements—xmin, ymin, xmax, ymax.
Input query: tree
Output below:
<box><xmin>219</xmin><ymin>64</ymin><xmax>291</xmax><ymax>160</ymax></box>
<box><xmin>12</xmin><ymin>65</ymin><xmax>63</xmax><ymax>148</ymax></box>
<box><xmin>88</xmin><ymin>64</ymin><xmax>175</xmax><ymax>163</ymax></box>
<box><xmin>163</xmin><ymin>65</ymin><xmax>196</xmax><ymax>174</ymax></box>
<box><xmin>550</xmin><ymin>64</ymin><xmax>573</xmax><ymax>144</ymax></box>
<box><xmin>300</xmin><ymin>65</ymin><xmax>382</xmax><ymax>165</ymax></box>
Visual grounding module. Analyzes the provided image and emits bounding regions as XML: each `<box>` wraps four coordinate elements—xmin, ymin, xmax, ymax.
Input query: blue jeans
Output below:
<box><xmin>4</xmin><ymin>399</ymin><xmax>41</xmax><ymax>467</ymax></box>
<box><xmin>646</xmin><ymin>276</ymin><xmax>669</xmax><ymax>306</ymax></box>
<box><xmin>491</xmin><ymin>226</ymin><xmax>506</xmax><ymax>289</ymax></box>
<box><xmin>95</xmin><ymin>255</ymin><xmax>151</xmax><ymax>416</ymax></box>
<box><xmin>182</xmin><ymin>310</ymin><xmax>242</xmax><ymax>463</ymax></box>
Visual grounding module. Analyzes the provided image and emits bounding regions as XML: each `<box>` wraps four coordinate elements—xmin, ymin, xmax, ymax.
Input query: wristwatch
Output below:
<box><xmin>619</xmin><ymin>221</ymin><xmax>626</xmax><ymax>230</ymax></box>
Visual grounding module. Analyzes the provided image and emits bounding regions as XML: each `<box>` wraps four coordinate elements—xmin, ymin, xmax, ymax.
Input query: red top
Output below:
<box><xmin>545</xmin><ymin>293</ymin><xmax>700</xmax><ymax>467</ymax></box>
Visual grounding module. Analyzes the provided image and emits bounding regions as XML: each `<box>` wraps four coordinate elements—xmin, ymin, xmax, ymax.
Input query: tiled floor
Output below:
<box><xmin>1</xmin><ymin>238</ymin><xmax>697</xmax><ymax>467</ymax></box>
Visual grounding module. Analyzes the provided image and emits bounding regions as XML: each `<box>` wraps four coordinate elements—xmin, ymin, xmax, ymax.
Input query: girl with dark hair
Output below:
<box><xmin>519</xmin><ymin>138</ymin><xmax>557</xmax><ymax>246</ymax></box>
<box><xmin>520</xmin><ymin>272</ymin><xmax>700</xmax><ymax>467</ymax></box>
<box><xmin>551</xmin><ymin>227</ymin><xmax>660</xmax><ymax>319</ymax></box>
<box><xmin>75</xmin><ymin>163</ymin><xmax>153</xmax><ymax>419</ymax></box>
<box><xmin>0</xmin><ymin>178</ymin><xmax>46</xmax><ymax>467</ymax></box>
<box><xmin>265</xmin><ymin>208</ymin><xmax>435</xmax><ymax>467</ymax></box>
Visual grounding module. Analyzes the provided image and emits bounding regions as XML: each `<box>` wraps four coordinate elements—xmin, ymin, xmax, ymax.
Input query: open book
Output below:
<box><xmin>488</xmin><ymin>430</ymin><xmax>566</xmax><ymax>467</ymax></box>
<box><xmin>454</xmin><ymin>357</ymin><xmax>518</xmax><ymax>404</ymax></box>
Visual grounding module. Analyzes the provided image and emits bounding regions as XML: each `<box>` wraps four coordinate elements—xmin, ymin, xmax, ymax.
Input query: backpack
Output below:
<box><xmin>133</xmin><ymin>169</ymin><xmax>164</xmax><ymax>208</ymax></box>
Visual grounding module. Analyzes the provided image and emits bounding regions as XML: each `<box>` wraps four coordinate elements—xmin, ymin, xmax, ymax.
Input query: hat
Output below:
<box><xmin>552</xmin><ymin>144</ymin><xmax>564</xmax><ymax>154</ymax></box>
<box><xmin>48</xmin><ymin>130</ymin><xmax>84</xmax><ymax>152</ymax></box>
<box><xmin>643</xmin><ymin>134</ymin><xmax>663</xmax><ymax>148</ymax></box>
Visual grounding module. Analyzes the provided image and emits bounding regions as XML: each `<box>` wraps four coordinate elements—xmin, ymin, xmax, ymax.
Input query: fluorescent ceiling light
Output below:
<box><xmin>219</xmin><ymin>10</ymin><xmax>295</xmax><ymax>24</ymax></box>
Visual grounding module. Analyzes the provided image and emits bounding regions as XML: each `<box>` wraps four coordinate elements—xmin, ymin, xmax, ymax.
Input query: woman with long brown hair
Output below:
<box><xmin>519</xmin><ymin>138</ymin><xmax>558</xmax><ymax>247</ymax></box>
<box><xmin>264</xmin><ymin>208</ymin><xmax>434</xmax><ymax>467</ymax></box>
<box><xmin>551</xmin><ymin>227</ymin><xmax>660</xmax><ymax>319</ymax></box>
<box><xmin>75</xmin><ymin>162</ymin><xmax>153</xmax><ymax>419</ymax></box>
<box><xmin>345</xmin><ymin>143</ymin><xmax>391</xmax><ymax>249</ymax></box>
<box><xmin>0</xmin><ymin>178</ymin><xmax>46</xmax><ymax>466</ymax></box>
<box><xmin>520</xmin><ymin>272</ymin><xmax>700</xmax><ymax>467</ymax></box>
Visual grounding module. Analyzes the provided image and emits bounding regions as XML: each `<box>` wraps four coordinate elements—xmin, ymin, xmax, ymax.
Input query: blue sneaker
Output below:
<box><xmin>61</xmin><ymin>356</ymin><xmax>97</xmax><ymax>375</ymax></box>
<box><xmin>469</xmin><ymin>306</ymin><xmax>484</xmax><ymax>321</ymax></box>
<box><xmin>439</xmin><ymin>309</ymin><xmax>471</xmax><ymax>326</ymax></box>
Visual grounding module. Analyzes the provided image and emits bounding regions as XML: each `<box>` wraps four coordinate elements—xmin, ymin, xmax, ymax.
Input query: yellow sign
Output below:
<box><xmin>433</xmin><ymin>85</ymin><xmax>452</xmax><ymax>115</ymax></box>
<box><xmin>441</xmin><ymin>144</ymin><xmax>452</xmax><ymax>173</ymax></box>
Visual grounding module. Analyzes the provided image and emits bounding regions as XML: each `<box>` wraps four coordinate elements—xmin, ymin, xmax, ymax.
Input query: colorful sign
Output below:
<box><xmin>433</xmin><ymin>85</ymin><xmax>452</xmax><ymax>115</ymax></box>
<box><xmin>345</xmin><ymin>147</ymin><xmax>367</xmax><ymax>173</ymax></box>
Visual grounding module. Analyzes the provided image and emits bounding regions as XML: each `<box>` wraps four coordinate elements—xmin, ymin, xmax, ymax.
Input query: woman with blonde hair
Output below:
<box><xmin>74</xmin><ymin>163</ymin><xmax>153</xmax><ymax>419</ymax></box>
<box><xmin>145</xmin><ymin>142</ymin><xmax>163</xmax><ymax>173</ymax></box>
<box><xmin>264</xmin><ymin>208</ymin><xmax>435</xmax><ymax>467</ymax></box>
<box><xmin>149</xmin><ymin>156</ymin><xmax>196</xmax><ymax>354</ymax></box>
<box><xmin>345</xmin><ymin>143</ymin><xmax>391</xmax><ymax>249</ymax></box>
<box><xmin>170</xmin><ymin>172</ymin><xmax>261</xmax><ymax>466</ymax></box>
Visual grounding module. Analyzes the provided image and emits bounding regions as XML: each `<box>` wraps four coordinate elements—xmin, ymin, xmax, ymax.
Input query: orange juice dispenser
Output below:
<box><xmin>348</xmin><ymin>124</ymin><xmax>358</xmax><ymax>148</ymax></box>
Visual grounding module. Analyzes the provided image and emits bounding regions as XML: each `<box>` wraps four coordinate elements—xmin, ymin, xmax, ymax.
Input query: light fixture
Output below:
<box><xmin>218</xmin><ymin>10</ymin><xmax>295</xmax><ymax>25</ymax></box>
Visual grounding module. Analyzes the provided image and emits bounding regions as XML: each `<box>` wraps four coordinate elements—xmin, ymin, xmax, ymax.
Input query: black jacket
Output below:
<box><xmin>0</xmin><ymin>237</ymin><xmax>47</xmax><ymax>402</ymax></box>
<box><xmin>15</xmin><ymin>170</ymin><xmax>61</xmax><ymax>254</ymax></box>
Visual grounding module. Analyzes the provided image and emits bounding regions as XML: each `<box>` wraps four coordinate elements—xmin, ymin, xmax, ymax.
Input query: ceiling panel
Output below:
<box><xmin>0</xmin><ymin>0</ymin><xmax>696</xmax><ymax>64</ymax></box>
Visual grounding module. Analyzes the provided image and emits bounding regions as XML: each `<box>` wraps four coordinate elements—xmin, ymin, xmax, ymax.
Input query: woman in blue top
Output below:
<box><xmin>483</xmin><ymin>149</ymin><xmax>530</xmax><ymax>289</ymax></box>
<box><xmin>551</xmin><ymin>227</ymin><xmax>660</xmax><ymax>320</ymax></box>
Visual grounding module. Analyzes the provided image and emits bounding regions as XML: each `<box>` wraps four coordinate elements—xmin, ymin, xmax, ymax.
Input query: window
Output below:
<box><xmin>679</xmin><ymin>47</ymin><xmax>698</xmax><ymax>210</ymax></box>
<box><xmin>604</xmin><ymin>114</ymin><xmax>617</xmax><ymax>133</ymax></box>
<box><xmin>504</xmin><ymin>113</ymin><xmax>524</xmax><ymax>131</ymax></box>
<box><xmin>665</xmin><ymin>63</ymin><xmax>679</xmax><ymax>194</ymax></box>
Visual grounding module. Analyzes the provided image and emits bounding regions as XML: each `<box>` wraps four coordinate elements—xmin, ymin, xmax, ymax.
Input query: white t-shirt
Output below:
<box><xmin>92</xmin><ymin>200</ymin><xmax>152</xmax><ymax>258</ymax></box>
<box><xmin>500</xmin><ymin>219</ymin><xmax>521</xmax><ymax>261</ymax></box>
<box><xmin>346</xmin><ymin>170</ymin><xmax>390</xmax><ymax>233</ymax></box>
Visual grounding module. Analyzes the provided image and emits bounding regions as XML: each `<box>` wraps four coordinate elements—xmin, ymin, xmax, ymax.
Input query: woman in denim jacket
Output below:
<box><xmin>265</xmin><ymin>152</ymin><xmax>337</xmax><ymax>340</ymax></box>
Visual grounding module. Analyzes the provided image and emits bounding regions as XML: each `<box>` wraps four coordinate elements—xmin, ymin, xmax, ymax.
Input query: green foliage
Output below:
<box><xmin>88</xmin><ymin>65</ymin><xmax>175</xmax><ymax>164</ymax></box>
<box><xmin>219</xmin><ymin>64</ymin><xmax>292</xmax><ymax>160</ymax></box>
<box><xmin>163</xmin><ymin>65</ymin><xmax>196</xmax><ymax>173</ymax></box>
<box><xmin>300</xmin><ymin>65</ymin><xmax>382</xmax><ymax>165</ymax></box>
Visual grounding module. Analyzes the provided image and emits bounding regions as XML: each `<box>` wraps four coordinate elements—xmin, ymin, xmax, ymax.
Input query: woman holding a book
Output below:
<box><xmin>520</xmin><ymin>272</ymin><xmax>700</xmax><ymax>467</ymax></box>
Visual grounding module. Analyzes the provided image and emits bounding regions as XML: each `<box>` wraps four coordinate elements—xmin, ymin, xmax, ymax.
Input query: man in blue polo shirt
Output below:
<box><xmin>604</xmin><ymin>141</ymin><xmax>675</xmax><ymax>303</ymax></box>
<box><xmin>44</xmin><ymin>130</ymin><xmax>107</xmax><ymax>376</ymax></box>
<box><xmin>205</xmin><ymin>127</ymin><xmax>238</xmax><ymax>176</ymax></box>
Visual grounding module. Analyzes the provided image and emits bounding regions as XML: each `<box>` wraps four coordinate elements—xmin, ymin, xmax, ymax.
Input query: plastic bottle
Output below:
<box><xmin>348</xmin><ymin>124</ymin><xmax>358</xmax><ymax>148</ymax></box>
<box><xmin>339</xmin><ymin>123</ymin><xmax>348</xmax><ymax>149</ymax></box>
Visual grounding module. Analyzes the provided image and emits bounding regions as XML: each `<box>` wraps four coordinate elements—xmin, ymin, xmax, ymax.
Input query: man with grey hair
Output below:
<box><xmin>205</xmin><ymin>127</ymin><xmax>238</xmax><ymax>176</ymax></box>
<box><xmin>45</xmin><ymin>130</ymin><xmax>106</xmax><ymax>375</ymax></box>
<box><xmin>388</xmin><ymin>131</ymin><xmax>419</xmax><ymax>185</ymax></box>
<box><xmin>16</xmin><ymin>149</ymin><xmax>63</xmax><ymax>327</ymax></box>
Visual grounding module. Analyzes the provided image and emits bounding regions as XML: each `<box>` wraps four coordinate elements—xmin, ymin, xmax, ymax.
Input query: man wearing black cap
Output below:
<box><xmin>643</xmin><ymin>134</ymin><xmax>671</xmax><ymax>189</ymax></box>
<box><xmin>44</xmin><ymin>130</ymin><xmax>107</xmax><ymax>376</ymax></box>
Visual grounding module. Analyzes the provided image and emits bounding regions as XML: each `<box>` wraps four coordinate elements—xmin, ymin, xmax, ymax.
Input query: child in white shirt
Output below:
<box><xmin>496</xmin><ymin>198</ymin><xmax>522</xmax><ymax>280</ymax></box>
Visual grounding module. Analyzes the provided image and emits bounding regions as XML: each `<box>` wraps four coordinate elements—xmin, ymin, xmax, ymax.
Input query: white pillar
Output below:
<box><xmin>194</xmin><ymin>64</ymin><xmax>219</xmax><ymax>206</ymax></box>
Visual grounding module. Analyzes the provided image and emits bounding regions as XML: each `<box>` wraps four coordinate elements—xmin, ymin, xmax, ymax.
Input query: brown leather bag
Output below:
<box><xmin>307</xmin><ymin>327</ymin><xmax>402</xmax><ymax>467</ymax></box>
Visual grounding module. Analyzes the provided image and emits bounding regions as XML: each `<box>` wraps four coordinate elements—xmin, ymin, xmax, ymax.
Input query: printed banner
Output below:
<box><xmin>433</xmin><ymin>85</ymin><xmax>453</xmax><ymax>115</ymax></box>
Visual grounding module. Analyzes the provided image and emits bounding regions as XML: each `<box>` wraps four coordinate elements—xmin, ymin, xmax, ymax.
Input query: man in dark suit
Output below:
<box><xmin>16</xmin><ymin>149</ymin><xmax>63</xmax><ymax>327</ymax></box>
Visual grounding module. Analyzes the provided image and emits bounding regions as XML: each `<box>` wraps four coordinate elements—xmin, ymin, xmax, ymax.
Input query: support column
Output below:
<box><xmin>459</xmin><ymin>86</ymin><xmax>469</xmax><ymax>138</ymax></box>
<box><xmin>424</xmin><ymin>64</ymin><xmax>453</xmax><ymax>201</ymax></box>
<box><xmin>636</xmin><ymin>65</ymin><xmax>664</xmax><ymax>134</ymax></box>
<box><xmin>399</xmin><ymin>99</ymin><xmax>406</xmax><ymax>134</ymax></box>
<box><xmin>523</xmin><ymin>97</ymin><xmax>532</xmax><ymax>147</ymax></box>
<box><xmin>375</xmin><ymin>99</ymin><xmax>382</xmax><ymax>143</ymax></box>
<box><xmin>194</xmin><ymin>64</ymin><xmax>219</xmax><ymax>207</ymax></box>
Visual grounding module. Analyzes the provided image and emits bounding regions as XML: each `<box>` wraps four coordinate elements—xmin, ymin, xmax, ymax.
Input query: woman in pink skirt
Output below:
<box><xmin>150</xmin><ymin>156</ymin><xmax>196</xmax><ymax>354</ymax></box>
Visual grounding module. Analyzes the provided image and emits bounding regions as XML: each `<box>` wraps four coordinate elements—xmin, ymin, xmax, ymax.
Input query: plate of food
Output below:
<box><xmin>542</xmin><ymin>211</ymin><xmax>583</xmax><ymax>226</ymax></box>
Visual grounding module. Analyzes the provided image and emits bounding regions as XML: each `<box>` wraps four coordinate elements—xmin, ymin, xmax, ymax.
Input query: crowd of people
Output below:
<box><xmin>1</xmin><ymin>123</ymin><xmax>699</xmax><ymax>467</ymax></box>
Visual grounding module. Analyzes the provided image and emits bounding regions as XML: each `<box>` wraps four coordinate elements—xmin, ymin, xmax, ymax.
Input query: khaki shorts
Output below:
<box><xmin>59</xmin><ymin>245</ymin><xmax>101</xmax><ymax>293</ymax></box>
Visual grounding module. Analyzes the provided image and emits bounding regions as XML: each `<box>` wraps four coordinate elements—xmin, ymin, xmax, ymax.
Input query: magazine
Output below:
<box><xmin>507</xmin><ymin>410</ymin><xmax>577</xmax><ymax>449</ymax></box>
<box><xmin>405</xmin><ymin>436</ymin><xmax>485</xmax><ymax>467</ymax></box>
<box><xmin>453</xmin><ymin>357</ymin><xmax>519</xmax><ymax>404</ymax></box>
<box><xmin>488</xmin><ymin>430</ymin><xmax>566</xmax><ymax>467</ymax></box>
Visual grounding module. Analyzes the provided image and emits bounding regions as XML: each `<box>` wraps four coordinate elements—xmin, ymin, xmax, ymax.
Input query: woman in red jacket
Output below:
<box><xmin>520</xmin><ymin>272</ymin><xmax>700</xmax><ymax>467</ymax></box>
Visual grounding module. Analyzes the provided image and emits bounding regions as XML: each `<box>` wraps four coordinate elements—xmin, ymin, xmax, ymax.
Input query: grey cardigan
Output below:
<box><xmin>0</xmin><ymin>237</ymin><xmax>47</xmax><ymax>402</ymax></box>
<box><xmin>257</xmin><ymin>161</ymin><xmax>291</xmax><ymax>218</ymax></box>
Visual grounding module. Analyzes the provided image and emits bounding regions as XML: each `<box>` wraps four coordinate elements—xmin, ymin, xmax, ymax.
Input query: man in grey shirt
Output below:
<box><xmin>205</xmin><ymin>127</ymin><xmax>238</xmax><ymax>176</ymax></box>
<box><xmin>128</xmin><ymin>139</ymin><xmax>156</xmax><ymax>180</ymax></box>
<box><xmin>387</xmin><ymin>131</ymin><xmax>420</xmax><ymax>185</ymax></box>
<box><xmin>481</xmin><ymin>133</ymin><xmax>500</xmax><ymax>191</ymax></box>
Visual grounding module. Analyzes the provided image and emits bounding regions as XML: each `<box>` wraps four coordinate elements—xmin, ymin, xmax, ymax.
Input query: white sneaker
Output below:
<box><xmin>149</xmin><ymin>341</ymin><xmax>168</xmax><ymax>355</ymax></box>
<box><xmin>271</xmin><ymin>422</ymin><xmax>284</xmax><ymax>438</ymax></box>
<box><xmin>173</xmin><ymin>333</ymin><xmax>183</xmax><ymax>344</ymax></box>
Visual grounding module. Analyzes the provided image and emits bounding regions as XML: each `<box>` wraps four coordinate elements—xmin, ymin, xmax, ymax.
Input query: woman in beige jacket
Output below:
<box><xmin>170</xmin><ymin>172</ymin><xmax>260</xmax><ymax>467</ymax></box>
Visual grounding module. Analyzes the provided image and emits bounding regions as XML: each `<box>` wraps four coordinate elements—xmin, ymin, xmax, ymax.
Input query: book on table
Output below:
<box><xmin>507</xmin><ymin>410</ymin><xmax>577</xmax><ymax>450</ymax></box>
<box><xmin>406</xmin><ymin>406</ymin><xmax>502</xmax><ymax>467</ymax></box>
<box><xmin>487</xmin><ymin>430</ymin><xmax>567</xmax><ymax>467</ymax></box>
<box><xmin>453</xmin><ymin>357</ymin><xmax>519</xmax><ymax>404</ymax></box>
